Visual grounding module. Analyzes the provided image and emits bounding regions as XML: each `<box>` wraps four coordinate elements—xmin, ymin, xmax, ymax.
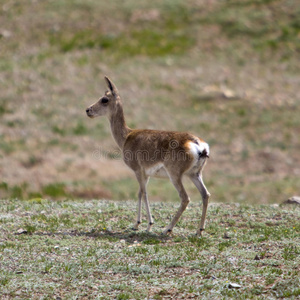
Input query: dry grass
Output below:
<box><xmin>0</xmin><ymin>0</ymin><xmax>300</xmax><ymax>203</ymax></box>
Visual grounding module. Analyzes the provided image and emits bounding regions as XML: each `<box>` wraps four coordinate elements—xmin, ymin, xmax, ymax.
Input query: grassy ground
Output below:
<box><xmin>0</xmin><ymin>0</ymin><xmax>300</xmax><ymax>203</ymax></box>
<box><xmin>0</xmin><ymin>199</ymin><xmax>299</xmax><ymax>299</ymax></box>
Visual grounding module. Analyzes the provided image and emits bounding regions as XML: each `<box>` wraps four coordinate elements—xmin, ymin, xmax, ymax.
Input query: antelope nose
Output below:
<box><xmin>86</xmin><ymin>108</ymin><xmax>90</xmax><ymax>113</ymax></box>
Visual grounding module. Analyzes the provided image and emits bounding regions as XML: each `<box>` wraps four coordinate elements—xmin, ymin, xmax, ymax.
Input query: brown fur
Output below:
<box><xmin>86</xmin><ymin>76</ymin><xmax>210</xmax><ymax>235</ymax></box>
<box><xmin>124</xmin><ymin>130</ymin><xmax>197</xmax><ymax>173</ymax></box>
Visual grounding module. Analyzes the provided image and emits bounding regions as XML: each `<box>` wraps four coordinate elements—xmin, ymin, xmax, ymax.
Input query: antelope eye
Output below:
<box><xmin>101</xmin><ymin>97</ymin><xmax>109</xmax><ymax>104</ymax></box>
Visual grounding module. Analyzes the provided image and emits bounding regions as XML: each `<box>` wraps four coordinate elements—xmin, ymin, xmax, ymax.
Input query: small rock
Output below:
<box><xmin>15</xmin><ymin>228</ymin><xmax>27</xmax><ymax>235</ymax></box>
<box><xmin>106</xmin><ymin>226</ymin><xmax>112</xmax><ymax>232</ymax></box>
<box><xmin>254</xmin><ymin>254</ymin><xmax>260</xmax><ymax>260</ymax></box>
<box><xmin>228</xmin><ymin>283</ymin><xmax>241</xmax><ymax>289</ymax></box>
<box><xmin>223</xmin><ymin>232</ymin><xmax>231</xmax><ymax>239</ymax></box>
<box><xmin>222</xmin><ymin>89</ymin><xmax>236</xmax><ymax>99</ymax></box>
<box><xmin>129</xmin><ymin>241</ymin><xmax>142</xmax><ymax>247</ymax></box>
<box><xmin>283</xmin><ymin>196</ymin><xmax>300</xmax><ymax>205</ymax></box>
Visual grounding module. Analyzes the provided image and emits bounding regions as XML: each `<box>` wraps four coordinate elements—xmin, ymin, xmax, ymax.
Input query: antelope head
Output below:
<box><xmin>86</xmin><ymin>76</ymin><xmax>120</xmax><ymax>118</ymax></box>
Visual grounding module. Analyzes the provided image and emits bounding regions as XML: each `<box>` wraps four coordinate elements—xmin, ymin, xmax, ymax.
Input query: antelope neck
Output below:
<box><xmin>108</xmin><ymin>102</ymin><xmax>131</xmax><ymax>149</ymax></box>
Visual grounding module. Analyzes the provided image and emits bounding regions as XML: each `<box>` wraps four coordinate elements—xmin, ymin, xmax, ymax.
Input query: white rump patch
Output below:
<box><xmin>188</xmin><ymin>141</ymin><xmax>210</xmax><ymax>159</ymax></box>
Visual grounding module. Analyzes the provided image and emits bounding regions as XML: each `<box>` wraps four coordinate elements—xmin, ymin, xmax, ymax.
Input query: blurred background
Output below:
<box><xmin>0</xmin><ymin>0</ymin><xmax>299</xmax><ymax>204</ymax></box>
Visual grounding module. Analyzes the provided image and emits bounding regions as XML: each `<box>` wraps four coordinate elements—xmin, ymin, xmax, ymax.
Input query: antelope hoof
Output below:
<box><xmin>162</xmin><ymin>228</ymin><xmax>173</xmax><ymax>235</ymax></box>
<box><xmin>132</xmin><ymin>222</ymin><xmax>141</xmax><ymax>231</ymax></box>
<box><xmin>146</xmin><ymin>222</ymin><xmax>154</xmax><ymax>232</ymax></box>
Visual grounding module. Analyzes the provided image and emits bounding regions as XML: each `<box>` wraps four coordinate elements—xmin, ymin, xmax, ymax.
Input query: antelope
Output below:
<box><xmin>86</xmin><ymin>76</ymin><xmax>210</xmax><ymax>235</ymax></box>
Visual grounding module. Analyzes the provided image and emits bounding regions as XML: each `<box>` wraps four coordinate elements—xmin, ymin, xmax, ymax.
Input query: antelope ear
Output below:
<box><xmin>104</xmin><ymin>76</ymin><xmax>119</xmax><ymax>97</ymax></box>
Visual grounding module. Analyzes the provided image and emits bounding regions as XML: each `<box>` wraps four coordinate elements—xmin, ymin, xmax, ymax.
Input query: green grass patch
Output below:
<box><xmin>72</xmin><ymin>120</ymin><xmax>88</xmax><ymax>135</ymax></box>
<box><xmin>0</xmin><ymin>101</ymin><xmax>12</xmax><ymax>116</ymax></box>
<box><xmin>42</xmin><ymin>183</ymin><xmax>68</xmax><ymax>198</ymax></box>
<box><xmin>48</xmin><ymin>3</ymin><xmax>195</xmax><ymax>59</ymax></box>
<box><xmin>51</xmin><ymin>27</ymin><xmax>195</xmax><ymax>59</ymax></box>
<box><xmin>52</xmin><ymin>125</ymin><xmax>66</xmax><ymax>136</ymax></box>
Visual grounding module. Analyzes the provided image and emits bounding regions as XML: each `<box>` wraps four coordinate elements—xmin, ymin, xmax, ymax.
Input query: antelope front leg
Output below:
<box><xmin>132</xmin><ymin>188</ymin><xmax>142</xmax><ymax>230</ymax></box>
<box><xmin>133</xmin><ymin>172</ymin><xmax>153</xmax><ymax>231</ymax></box>
<box><xmin>143</xmin><ymin>190</ymin><xmax>154</xmax><ymax>231</ymax></box>
<box><xmin>163</xmin><ymin>177</ymin><xmax>190</xmax><ymax>234</ymax></box>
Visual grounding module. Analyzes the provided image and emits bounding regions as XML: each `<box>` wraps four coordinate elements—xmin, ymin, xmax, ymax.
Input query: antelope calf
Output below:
<box><xmin>86</xmin><ymin>77</ymin><xmax>210</xmax><ymax>235</ymax></box>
